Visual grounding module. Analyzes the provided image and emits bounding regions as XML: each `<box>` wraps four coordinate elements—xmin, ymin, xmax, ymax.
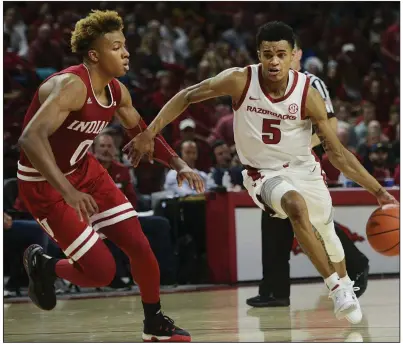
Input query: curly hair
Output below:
<box><xmin>71</xmin><ymin>10</ymin><xmax>123</xmax><ymax>57</ymax></box>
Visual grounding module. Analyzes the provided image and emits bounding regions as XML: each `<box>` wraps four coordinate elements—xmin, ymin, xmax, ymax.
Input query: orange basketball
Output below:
<box><xmin>366</xmin><ymin>204</ymin><xmax>400</xmax><ymax>256</ymax></box>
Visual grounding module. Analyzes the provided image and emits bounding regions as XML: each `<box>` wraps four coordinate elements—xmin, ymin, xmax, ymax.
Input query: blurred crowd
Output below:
<box><xmin>4</xmin><ymin>2</ymin><xmax>401</xmax><ymax>194</ymax></box>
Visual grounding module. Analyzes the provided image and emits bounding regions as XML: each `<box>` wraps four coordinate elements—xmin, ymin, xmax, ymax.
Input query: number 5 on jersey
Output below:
<box><xmin>262</xmin><ymin>119</ymin><xmax>281</xmax><ymax>144</ymax></box>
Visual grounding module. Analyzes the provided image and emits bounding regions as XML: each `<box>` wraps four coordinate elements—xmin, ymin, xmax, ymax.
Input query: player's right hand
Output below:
<box><xmin>122</xmin><ymin>129</ymin><xmax>154</xmax><ymax>167</ymax></box>
<box><xmin>376</xmin><ymin>188</ymin><xmax>399</xmax><ymax>206</ymax></box>
<box><xmin>63</xmin><ymin>189</ymin><xmax>99</xmax><ymax>224</ymax></box>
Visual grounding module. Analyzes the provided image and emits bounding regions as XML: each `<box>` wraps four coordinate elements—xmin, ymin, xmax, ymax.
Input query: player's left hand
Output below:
<box><xmin>123</xmin><ymin>130</ymin><xmax>154</xmax><ymax>167</ymax></box>
<box><xmin>376</xmin><ymin>188</ymin><xmax>399</xmax><ymax>206</ymax></box>
<box><xmin>176</xmin><ymin>166</ymin><xmax>205</xmax><ymax>193</ymax></box>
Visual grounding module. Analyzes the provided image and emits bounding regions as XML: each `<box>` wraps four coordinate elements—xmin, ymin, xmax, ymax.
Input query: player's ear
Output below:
<box><xmin>88</xmin><ymin>49</ymin><xmax>99</xmax><ymax>63</ymax></box>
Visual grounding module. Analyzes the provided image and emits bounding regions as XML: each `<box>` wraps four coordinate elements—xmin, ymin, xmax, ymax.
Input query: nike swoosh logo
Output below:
<box><xmin>249</xmin><ymin>96</ymin><xmax>260</xmax><ymax>100</ymax></box>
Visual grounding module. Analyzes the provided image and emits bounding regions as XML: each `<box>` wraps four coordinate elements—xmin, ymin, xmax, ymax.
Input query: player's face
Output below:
<box><xmin>93</xmin><ymin>30</ymin><xmax>130</xmax><ymax>77</ymax></box>
<box><xmin>94</xmin><ymin>135</ymin><xmax>116</xmax><ymax>163</ymax></box>
<box><xmin>258</xmin><ymin>40</ymin><xmax>294</xmax><ymax>82</ymax></box>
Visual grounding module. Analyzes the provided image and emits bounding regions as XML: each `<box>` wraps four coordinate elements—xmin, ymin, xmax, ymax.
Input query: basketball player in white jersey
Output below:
<box><xmin>125</xmin><ymin>22</ymin><xmax>398</xmax><ymax>323</ymax></box>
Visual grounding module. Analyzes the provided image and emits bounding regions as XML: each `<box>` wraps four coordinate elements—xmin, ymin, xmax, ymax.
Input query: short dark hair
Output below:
<box><xmin>256</xmin><ymin>21</ymin><xmax>295</xmax><ymax>50</ymax></box>
<box><xmin>211</xmin><ymin>140</ymin><xmax>227</xmax><ymax>152</ymax></box>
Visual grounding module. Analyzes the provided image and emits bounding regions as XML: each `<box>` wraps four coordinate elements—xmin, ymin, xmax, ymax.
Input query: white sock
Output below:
<box><xmin>340</xmin><ymin>275</ymin><xmax>352</xmax><ymax>285</ymax></box>
<box><xmin>324</xmin><ymin>272</ymin><xmax>340</xmax><ymax>291</ymax></box>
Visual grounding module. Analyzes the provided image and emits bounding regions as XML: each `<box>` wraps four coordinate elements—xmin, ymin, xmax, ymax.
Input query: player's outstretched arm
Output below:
<box><xmin>123</xmin><ymin>67</ymin><xmax>247</xmax><ymax>166</ymax></box>
<box><xmin>305</xmin><ymin>87</ymin><xmax>398</xmax><ymax>206</ymax></box>
<box><xmin>18</xmin><ymin>74</ymin><xmax>98</xmax><ymax>222</ymax></box>
<box><xmin>147</xmin><ymin>67</ymin><xmax>246</xmax><ymax>137</ymax></box>
<box><xmin>115</xmin><ymin>82</ymin><xmax>205</xmax><ymax>193</ymax></box>
<box><xmin>311</xmin><ymin>117</ymin><xmax>337</xmax><ymax>148</ymax></box>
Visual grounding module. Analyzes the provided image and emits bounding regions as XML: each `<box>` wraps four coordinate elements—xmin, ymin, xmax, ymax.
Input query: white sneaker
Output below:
<box><xmin>344</xmin><ymin>281</ymin><xmax>363</xmax><ymax>324</ymax></box>
<box><xmin>328</xmin><ymin>284</ymin><xmax>357</xmax><ymax>320</ymax></box>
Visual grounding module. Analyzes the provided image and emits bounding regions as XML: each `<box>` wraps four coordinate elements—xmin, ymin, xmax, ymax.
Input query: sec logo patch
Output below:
<box><xmin>288</xmin><ymin>103</ymin><xmax>298</xmax><ymax>114</ymax></box>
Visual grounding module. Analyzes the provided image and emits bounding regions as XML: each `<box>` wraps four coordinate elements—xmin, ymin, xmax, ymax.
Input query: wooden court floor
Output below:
<box><xmin>4</xmin><ymin>279</ymin><xmax>399</xmax><ymax>342</ymax></box>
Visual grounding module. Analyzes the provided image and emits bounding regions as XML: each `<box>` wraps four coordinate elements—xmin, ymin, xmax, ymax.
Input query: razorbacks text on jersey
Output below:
<box><xmin>233</xmin><ymin>64</ymin><xmax>315</xmax><ymax>170</ymax></box>
<box><xmin>18</xmin><ymin>64</ymin><xmax>121</xmax><ymax>181</ymax></box>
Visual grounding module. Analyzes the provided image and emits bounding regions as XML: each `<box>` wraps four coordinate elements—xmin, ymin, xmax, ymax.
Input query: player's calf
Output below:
<box><xmin>23</xmin><ymin>244</ymin><xmax>57</xmax><ymax>311</ymax></box>
<box><xmin>280</xmin><ymin>191</ymin><xmax>334</xmax><ymax>278</ymax></box>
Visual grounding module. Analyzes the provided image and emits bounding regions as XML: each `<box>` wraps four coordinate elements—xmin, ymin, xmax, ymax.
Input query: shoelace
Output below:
<box><xmin>159</xmin><ymin>314</ymin><xmax>176</xmax><ymax>332</ymax></box>
<box><xmin>349</xmin><ymin>281</ymin><xmax>360</xmax><ymax>293</ymax></box>
<box><xmin>328</xmin><ymin>282</ymin><xmax>361</xmax><ymax>301</ymax></box>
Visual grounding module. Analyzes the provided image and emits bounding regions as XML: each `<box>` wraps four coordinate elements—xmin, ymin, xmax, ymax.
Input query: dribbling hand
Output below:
<box><xmin>63</xmin><ymin>188</ymin><xmax>99</xmax><ymax>223</ymax></box>
<box><xmin>376</xmin><ymin>188</ymin><xmax>399</xmax><ymax>207</ymax></box>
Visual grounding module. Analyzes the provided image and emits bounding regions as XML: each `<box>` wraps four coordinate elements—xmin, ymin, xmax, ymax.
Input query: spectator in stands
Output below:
<box><xmin>335</xmin><ymin>43</ymin><xmax>362</xmax><ymax>101</ymax></box>
<box><xmin>173</xmin><ymin>118</ymin><xmax>212</xmax><ymax>172</ymax></box>
<box><xmin>186</xmin><ymin>25</ymin><xmax>207</xmax><ymax>69</ymax></box>
<box><xmin>381</xmin><ymin>13</ymin><xmax>400</xmax><ymax>78</ymax></box>
<box><xmin>4</xmin><ymin>7</ymin><xmax>28</xmax><ymax>58</ymax></box>
<box><xmin>136</xmin><ymin>31</ymin><xmax>164</xmax><ymax>75</ymax></box>
<box><xmin>93</xmin><ymin>132</ymin><xmax>177</xmax><ymax>286</ymax></box>
<box><xmin>207</xmin><ymin>110</ymin><xmax>234</xmax><ymax>147</ymax></box>
<box><xmin>357</xmin><ymin>120</ymin><xmax>389</xmax><ymax>159</ymax></box>
<box><xmin>304</xmin><ymin>56</ymin><xmax>324</xmax><ymax>77</ymax></box>
<box><xmin>321</xmin><ymin>127</ymin><xmax>362</xmax><ymax>185</ymax></box>
<box><xmin>164</xmin><ymin>141</ymin><xmax>215</xmax><ymax>196</ymax></box>
<box><xmin>160</xmin><ymin>16</ymin><xmax>190</xmax><ymax>63</ymax></box>
<box><xmin>383</xmin><ymin>106</ymin><xmax>400</xmax><ymax>142</ymax></box>
<box><xmin>229</xmin><ymin>152</ymin><xmax>244</xmax><ymax>188</ymax></box>
<box><xmin>125</xmin><ymin>21</ymin><xmax>142</xmax><ymax>58</ymax></box>
<box><xmin>362</xmin><ymin>79</ymin><xmax>393</xmax><ymax>123</ymax></box>
<box><xmin>221</xmin><ymin>12</ymin><xmax>247</xmax><ymax>51</ymax></box>
<box><xmin>363</xmin><ymin>143</ymin><xmax>393</xmax><ymax>185</ymax></box>
<box><xmin>149</xmin><ymin>70</ymin><xmax>178</xmax><ymax>121</ymax></box>
<box><xmin>209</xmin><ymin>140</ymin><xmax>232</xmax><ymax>186</ymax></box>
<box><xmin>354</xmin><ymin>102</ymin><xmax>377</xmax><ymax>143</ymax></box>
<box><xmin>28</xmin><ymin>23</ymin><xmax>63</xmax><ymax>79</ymax></box>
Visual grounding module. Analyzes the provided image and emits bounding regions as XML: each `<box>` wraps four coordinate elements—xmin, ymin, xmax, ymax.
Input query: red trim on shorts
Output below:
<box><xmin>244</xmin><ymin>165</ymin><xmax>262</xmax><ymax>181</ymax></box>
<box><xmin>258</xmin><ymin>65</ymin><xmax>298</xmax><ymax>103</ymax></box>
<box><xmin>300</xmin><ymin>76</ymin><xmax>310</xmax><ymax>120</ymax></box>
<box><xmin>312</xmin><ymin>151</ymin><xmax>328</xmax><ymax>187</ymax></box>
<box><xmin>232</xmin><ymin>66</ymin><xmax>251</xmax><ymax>110</ymax></box>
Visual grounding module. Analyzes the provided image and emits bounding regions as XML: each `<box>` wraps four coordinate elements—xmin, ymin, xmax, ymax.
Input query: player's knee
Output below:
<box><xmin>321</xmin><ymin>230</ymin><xmax>345</xmax><ymax>263</ymax></box>
<box><xmin>281</xmin><ymin>191</ymin><xmax>308</xmax><ymax>222</ymax></box>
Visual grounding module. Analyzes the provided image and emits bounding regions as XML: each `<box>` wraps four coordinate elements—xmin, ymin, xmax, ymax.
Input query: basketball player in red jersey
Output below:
<box><xmin>127</xmin><ymin>22</ymin><xmax>399</xmax><ymax>323</ymax></box>
<box><xmin>18</xmin><ymin>10</ymin><xmax>201</xmax><ymax>342</ymax></box>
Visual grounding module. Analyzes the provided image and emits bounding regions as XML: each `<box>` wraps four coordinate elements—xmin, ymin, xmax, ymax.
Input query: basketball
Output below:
<box><xmin>366</xmin><ymin>204</ymin><xmax>400</xmax><ymax>256</ymax></box>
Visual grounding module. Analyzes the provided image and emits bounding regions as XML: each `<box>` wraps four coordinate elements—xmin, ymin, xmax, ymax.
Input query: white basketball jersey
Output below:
<box><xmin>233</xmin><ymin>64</ymin><xmax>315</xmax><ymax>170</ymax></box>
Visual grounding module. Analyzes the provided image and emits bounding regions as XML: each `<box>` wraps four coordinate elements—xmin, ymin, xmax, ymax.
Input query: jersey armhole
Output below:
<box><xmin>111</xmin><ymin>79</ymin><xmax>122</xmax><ymax>106</ymax></box>
<box><xmin>232</xmin><ymin>66</ymin><xmax>251</xmax><ymax>111</ymax></box>
<box><xmin>300</xmin><ymin>77</ymin><xmax>310</xmax><ymax>120</ymax></box>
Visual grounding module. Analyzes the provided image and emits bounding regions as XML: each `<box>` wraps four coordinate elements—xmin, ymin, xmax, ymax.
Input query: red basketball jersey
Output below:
<box><xmin>18</xmin><ymin>64</ymin><xmax>121</xmax><ymax>181</ymax></box>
